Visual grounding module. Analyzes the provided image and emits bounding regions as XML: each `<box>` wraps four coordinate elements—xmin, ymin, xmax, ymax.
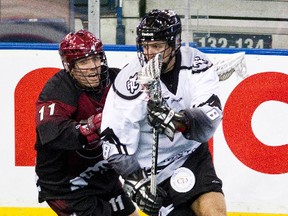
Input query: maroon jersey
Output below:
<box><xmin>35</xmin><ymin>69</ymin><xmax>122</xmax><ymax>203</ymax></box>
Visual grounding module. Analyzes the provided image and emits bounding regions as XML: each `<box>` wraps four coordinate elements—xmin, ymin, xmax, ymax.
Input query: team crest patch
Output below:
<box><xmin>170</xmin><ymin>167</ymin><xmax>195</xmax><ymax>193</ymax></box>
<box><xmin>192</xmin><ymin>55</ymin><xmax>212</xmax><ymax>73</ymax></box>
<box><xmin>126</xmin><ymin>73</ymin><xmax>139</xmax><ymax>94</ymax></box>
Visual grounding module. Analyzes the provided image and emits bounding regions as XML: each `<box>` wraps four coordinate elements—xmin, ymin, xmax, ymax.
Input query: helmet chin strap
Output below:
<box><xmin>161</xmin><ymin>49</ymin><xmax>176</xmax><ymax>74</ymax></box>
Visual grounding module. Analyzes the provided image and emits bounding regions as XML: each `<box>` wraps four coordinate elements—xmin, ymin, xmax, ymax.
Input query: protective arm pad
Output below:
<box><xmin>181</xmin><ymin>104</ymin><xmax>222</xmax><ymax>142</ymax></box>
<box><xmin>107</xmin><ymin>154</ymin><xmax>141</xmax><ymax>179</ymax></box>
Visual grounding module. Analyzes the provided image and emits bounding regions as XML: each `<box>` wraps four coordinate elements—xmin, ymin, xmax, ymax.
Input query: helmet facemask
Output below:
<box><xmin>137</xmin><ymin>41</ymin><xmax>176</xmax><ymax>73</ymax></box>
<box><xmin>71</xmin><ymin>53</ymin><xmax>110</xmax><ymax>91</ymax></box>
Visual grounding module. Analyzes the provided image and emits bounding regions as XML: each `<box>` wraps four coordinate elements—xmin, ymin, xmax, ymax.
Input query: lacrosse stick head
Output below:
<box><xmin>138</xmin><ymin>53</ymin><xmax>163</xmax><ymax>103</ymax></box>
<box><xmin>138</xmin><ymin>53</ymin><xmax>163</xmax><ymax>84</ymax></box>
<box><xmin>213</xmin><ymin>52</ymin><xmax>248</xmax><ymax>81</ymax></box>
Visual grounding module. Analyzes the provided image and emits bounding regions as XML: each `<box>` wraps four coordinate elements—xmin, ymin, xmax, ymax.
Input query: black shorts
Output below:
<box><xmin>160</xmin><ymin>142</ymin><xmax>223</xmax><ymax>214</ymax></box>
<box><xmin>46</xmin><ymin>191</ymin><xmax>136</xmax><ymax>216</ymax></box>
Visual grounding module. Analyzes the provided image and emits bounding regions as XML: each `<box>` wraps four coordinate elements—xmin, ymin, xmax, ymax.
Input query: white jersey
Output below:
<box><xmin>101</xmin><ymin>46</ymin><xmax>222</xmax><ymax>181</ymax></box>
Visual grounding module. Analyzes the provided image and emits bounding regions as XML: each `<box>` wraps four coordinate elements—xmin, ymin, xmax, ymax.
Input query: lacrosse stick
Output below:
<box><xmin>213</xmin><ymin>52</ymin><xmax>248</xmax><ymax>81</ymax></box>
<box><xmin>138</xmin><ymin>53</ymin><xmax>163</xmax><ymax>196</ymax></box>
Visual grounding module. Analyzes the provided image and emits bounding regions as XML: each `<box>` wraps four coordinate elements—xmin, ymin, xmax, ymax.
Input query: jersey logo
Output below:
<box><xmin>206</xmin><ymin>108</ymin><xmax>221</xmax><ymax>120</ymax></box>
<box><xmin>170</xmin><ymin>167</ymin><xmax>195</xmax><ymax>193</ymax></box>
<box><xmin>126</xmin><ymin>73</ymin><xmax>140</xmax><ymax>94</ymax></box>
<box><xmin>69</xmin><ymin>160</ymin><xmax>110</xmax><ymax>191</ymax></box>
<box><xmin>192</xmin><ymin>55</ymin><xmax>212</xmax><ymax>73</ymax></box>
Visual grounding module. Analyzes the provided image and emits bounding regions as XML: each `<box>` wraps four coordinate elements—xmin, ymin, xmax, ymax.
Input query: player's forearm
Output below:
<box><xmin>106</xmin><ymin>154</ymin><xmax>141</xmax><ymax>179</ymax></box>
<box><xmin>37</xmin><ymin>120</ymin><xmax>85</xmax><ymax>150</ymax></box>
<box><xmin>181</xmin><ymin>94</ymin><xmax>223</xmax><ymax>142</ymax></box>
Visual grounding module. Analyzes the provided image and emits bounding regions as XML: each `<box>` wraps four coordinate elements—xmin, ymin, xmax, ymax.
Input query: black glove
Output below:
<box><xmin>147</xmin><ymin>100</ymin><xmax>188</xmax><ymax>141</ymax></box>
<box><xmin>123</xmin><ymin>173</ymin><xmax>167</xmax><ymax>216</ymax></box>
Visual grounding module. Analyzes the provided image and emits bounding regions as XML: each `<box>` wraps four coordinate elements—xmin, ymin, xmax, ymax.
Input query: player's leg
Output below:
<box><xmin>188</xmin><ymin>142</ymin><xmax>227</xmax><ymax>216</ymax></box>
<box><xmin>47</xmin><ymin>196</ymin><xmax>112</xmax><ymax>216</ymax></box>
<box><xmin>162</xmin><ymin>142</ymin><xmax>226</xmax><ymax>216</ymax></box>
<box><xmin>46</xmin><ymin>199</ymin><xmax>75</xmax><ymax>216</ymax></box>
<box><xmin>191</xmin><ymin>191</ymin><xmax>227</xmax><ymax>216</ymax></box>
<box><xmin>165</xmin><ymin>204</ymin><xmax>196</xmax><ymax>216</ymax></box>
<box><xmin>46</xmin><ymin>191</ymin><xmax>137</xmax><ymax>216</ymax></box>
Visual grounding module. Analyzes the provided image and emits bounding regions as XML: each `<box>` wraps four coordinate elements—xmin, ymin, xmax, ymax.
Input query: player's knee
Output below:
<box><xmin>191</xmin><ymin>192</ymin><xmax>227</xmax><ymax>216</ymax></box>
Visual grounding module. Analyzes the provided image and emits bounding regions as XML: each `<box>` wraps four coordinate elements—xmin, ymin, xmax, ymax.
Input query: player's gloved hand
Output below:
<box><xmin>147</xmin><ymin>100</ymin><xmax>189</xmax><ymax>141</ymax></box>
<box><xmin>124</xmin><ymin>172</ymin><xmax>167</xmax><ymax>216</ymax></box>
<box><xmin>79</xmin><ymin>113</ymin><xmax>102</xmax><ymax>146</ymax></box>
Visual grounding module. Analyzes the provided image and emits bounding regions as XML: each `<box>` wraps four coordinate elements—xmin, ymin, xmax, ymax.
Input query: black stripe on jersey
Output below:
<box><xmin>112</xmin><ymin>83</ymin><xmax>143</xmax><ymax>100</ymax></box>
<box><xmin>101</xmin><ymin>127</ymin><xmax>129</xmax><ymax>155</ymax></box>
<box><xmin>180</xmin><ymin>66</ymin><xmax>192</xmax><ymax>70</ymax></box>
<box><xmin>197</xmin><ymin>94</ymin><xmax>222</xmax><ymax>110</ymax></box>
<box><xmin>180</xmin><ymin>63</ymin><xmax>213</xmax><ymax>74</ymax></box>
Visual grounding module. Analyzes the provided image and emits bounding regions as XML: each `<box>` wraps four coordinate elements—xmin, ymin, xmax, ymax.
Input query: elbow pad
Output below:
<box><xmin>101</xmin><ymin>127</ymin><xmax>141</xmax><ymax>178</ymax></box>
<box><xmin>107</xmin><ymin>154</ymin><xmax>141</xmax><ymax>179</ymax></box>
<box><xmin>182</xmin><ymin>104</ymin><xmax>222</xmax><ymax>142</ymax></box>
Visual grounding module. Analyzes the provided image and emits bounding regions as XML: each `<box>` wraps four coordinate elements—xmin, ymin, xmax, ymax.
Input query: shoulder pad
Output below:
<box><xmin>39</xmin><ymin>70</ymin><xmax>81</xmax><ymax>105</ymax></box>
<box><xmin>180</xmin><ymin>47</ymin><xmax>213</xmax><ymax>73</ymax></box>
<box><xmin>112</xmin><ymin>59</ymin><xmax>143</xmax><ymax>100</ymax></box>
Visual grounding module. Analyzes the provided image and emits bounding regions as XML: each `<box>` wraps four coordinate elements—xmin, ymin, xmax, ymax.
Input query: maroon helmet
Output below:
<box><xmin>59</xmin><ymin>29</ymin><xmax>110</xmax><ymax>91</ymax></box>
<box><xmin>59</xmin><ymin>29</ymin><xmax>107</xmax><ymax>71</ymax></box>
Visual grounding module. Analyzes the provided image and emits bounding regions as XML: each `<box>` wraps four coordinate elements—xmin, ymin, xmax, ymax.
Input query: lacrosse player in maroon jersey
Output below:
<box><xmin>101</xmin><ymin>9</ymin><xmax>227</xmax><ymax>216</ymax></box>
<box><xmin>35</xmin><ymin>29</ymin><xmax>139</xmax><ymax>216</ymax></box>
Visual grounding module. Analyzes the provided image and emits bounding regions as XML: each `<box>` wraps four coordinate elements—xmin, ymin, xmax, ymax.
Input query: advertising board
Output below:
<box><xmin>0</xmin><ymin>44</ymin><xmax>287</xmax><ymax>215</ymax></box>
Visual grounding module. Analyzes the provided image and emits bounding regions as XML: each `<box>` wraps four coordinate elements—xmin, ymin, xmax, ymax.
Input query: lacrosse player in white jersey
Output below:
<box><xmin>101</xmin><ymin>9</ymin><xmax>227</xmax><ymax>216</ymax></box>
